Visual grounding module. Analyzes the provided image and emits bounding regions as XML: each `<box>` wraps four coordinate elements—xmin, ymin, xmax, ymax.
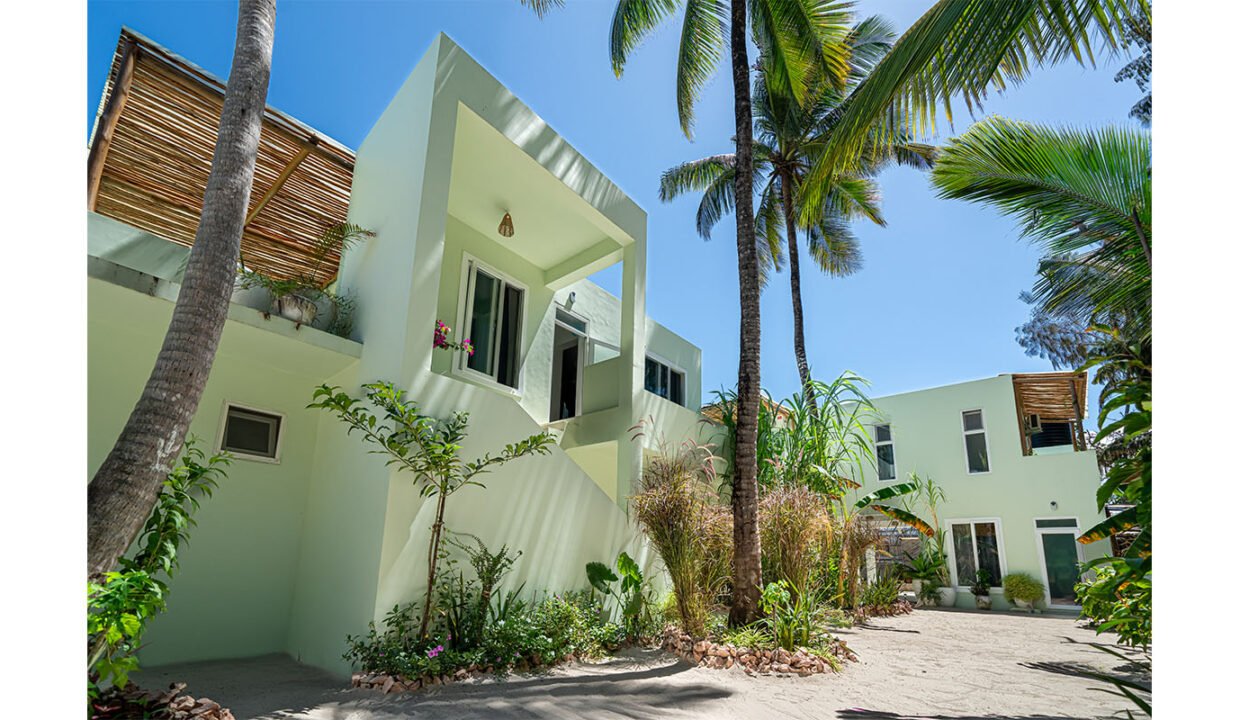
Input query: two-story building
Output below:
<box><xmin>859</xmin><ymin>373</ymin><xmax>1108</xmax><ymax>610</ymax></box>
<box><xmin>88</xmin><ymin>30</ymin><xmax>706</xmax><ymax>675</ymax></box>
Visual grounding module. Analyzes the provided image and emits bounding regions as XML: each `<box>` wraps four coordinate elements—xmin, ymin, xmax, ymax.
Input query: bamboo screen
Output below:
<box><xmin>88</xmin><ymin>29</ymin><xmax>356</xmax><ymax>281</ymax></box>
<box><xmin>1011</xmin><ymin>372</ymin><xmax>1088</xmax><ymax>422</ymax></box>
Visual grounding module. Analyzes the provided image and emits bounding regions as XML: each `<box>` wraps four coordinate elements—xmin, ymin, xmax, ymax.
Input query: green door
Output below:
<box><xmin>1040</xmin><ymin>532</ymin><xmax>1080</xmax><ymax>605</ymax></box>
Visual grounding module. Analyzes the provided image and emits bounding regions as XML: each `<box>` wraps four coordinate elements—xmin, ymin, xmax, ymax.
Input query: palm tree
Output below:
<box><xmin>87</xmin><ymin>0</ymin><xmax>277</xmax><ymax>576</ymax></box>
<box><xmin>610</xmin><ymin>0</ymin><xmax>854</xmax><ymax>625</ymax></box>
<box><xmin>929</xmin><ymin>117</ymin><xmax>1150</xmax><ymax>341</ymax></box>
<box><xmin>798</xmin><ymin>0</ymin><xmax>1148</xmax><ymax>221</ymax></box>
<box><xmin>660</xmin><ymin>17</ymin><xmax>935</xmax><ymax>407</ymax></box>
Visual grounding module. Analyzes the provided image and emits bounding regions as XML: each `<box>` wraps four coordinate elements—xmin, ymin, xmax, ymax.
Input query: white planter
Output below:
<box><xmin>975</xmin><ymin>593</ymin><xmax>992</xmax><ymax>610</ymax></box>
<box><xmin>911</xmin><ymin>579</ymin><xmax>923</xmax><ymax>598</ymax></box>
<box><xmin>1014</xmin><ymin>598</ymin><xmax>1033</xmax><ymax>611</ymax></box>
<box><xmin>274</xmin><ymin>293</ymin><xmax>318</xmax><ymax>325</ymax></box>
<box><xmin>937</xmin><ymin>586</ymin><xmax>957</xmax><ymax>607</ymax></box>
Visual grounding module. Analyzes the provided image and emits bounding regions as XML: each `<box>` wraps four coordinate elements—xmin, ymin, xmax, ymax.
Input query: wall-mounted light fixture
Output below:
<box><xmin>1050</xmin><ymin>500</ymin><xmax>1059</xmax><ymax>510</ymax></box>
<box><xmin>498</xmin><ymin>212</ymin><xmax>514</xmax><ymax>238</ymax></box>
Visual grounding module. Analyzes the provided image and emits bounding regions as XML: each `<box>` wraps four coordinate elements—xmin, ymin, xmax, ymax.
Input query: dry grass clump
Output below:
<box><xmin>759</xmin><ymin>486</ymin><xmax>832</xmax><ymax>599</ymax></box>
<box><xmin>629</xmin><ymin>439</ymin><xmax>725</xmax><ymax>637</ymax></box>
<box><xmin>821</xmin><ymin>511</ymin><xmax>882</xmax><ymax>608</ymax></box>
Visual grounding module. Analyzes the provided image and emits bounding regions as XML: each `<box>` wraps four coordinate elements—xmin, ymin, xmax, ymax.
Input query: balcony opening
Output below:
<box><xmin>550</xmin><ymin>308</ymin><xmax>586</xmax><ymax>420</ymax></box>
<box><xmin>1011</xmin><ymin>372</ymin><xmax>1089</xmax><ymax>456</ymax></box>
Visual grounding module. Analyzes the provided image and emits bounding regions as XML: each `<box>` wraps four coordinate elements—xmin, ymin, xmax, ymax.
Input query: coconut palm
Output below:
<box><xmin>660</xmin><ymin>17</ymin><xmax>935</xmax><ymax>407</ymax></box>
<box><xmin>930</xmin><ymin>117</ymin><xmax>1150</xmax><ymax>347</ymax></box>
<box><xmin>87</xmin><ymin>0</ymin><xmax>277</xmax><ymax>576</ymax></box>
<box><xmin>799</xmin><ymin>0</ymin><xmax>1148</xmax><ymax>220</ymax></box>
<box><xmin>610</xmin><ymin>0</ymin><xmax>855</xmax><ymax>625</ymax></box>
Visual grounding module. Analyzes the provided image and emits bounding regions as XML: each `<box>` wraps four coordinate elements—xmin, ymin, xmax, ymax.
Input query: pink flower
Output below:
<box><xmin>463</xmin><ymin>340</ymin><xmax>475</xmax><ymax>356</ymax></box>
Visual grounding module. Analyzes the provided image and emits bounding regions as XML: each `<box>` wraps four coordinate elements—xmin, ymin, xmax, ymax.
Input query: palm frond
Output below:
<box><xmin>801</xmin><ymin>0</ymin><xmax>1146</xmax><ymax>216</ymax></box>
<box><xmin>805</xmin><ymin>217</ymin><xmax>862</xmax><ymax>277</ymax></box>
<box><xmin>519</xmin><ymin>0</ymin><xmax>565</xmax><ymax>19</ymax></box>
<box><xmin>610</xmin><ymin>0</ymin><xmax>683</xmax><ymax>77</ymax></box>
<box><xmin>676</xmin><ymin>0</ymin><xmax>730</xmax><ymax>137</ymax></box>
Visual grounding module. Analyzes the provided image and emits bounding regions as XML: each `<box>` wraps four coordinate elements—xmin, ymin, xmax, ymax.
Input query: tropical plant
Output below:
<box><xmin>759</xmin><ymin>580</ymin><xmax>818</xmax><ymax>651</ymax></box>
<box><xmin>87</xmin><ymin>0</ymin><xmax>277</xmax><ymax>578</ymax></box>
<box><xmin>857</xmin><ymin>573</ymin><xmax>900</xmax><ymax>608</ymax></box>
<box><xmin>1114</xmin><ymin>9</ymin><xmax>1151</xmax><ymax>125</ymax></box>
<box><xmin>237</xmin><ymin>222</ymin><xmax>374</xmax><ymax>330</ymax></box>
<box><xmin>628</xmin><ymin>434</ymin><xmax>725</xmax><ymax>637</ymax></box>
<box><xmin>444</xmin><ymin>533</ymin><xmax>521</xmax><ymax>648</ymax></box>
<box><xmin>930</xmin><ymin>117</ymin><xmax>1151</xmax><ymax>358</ymax></box>
<box><xmin>852</xmin><ymin>481</ymin><xmax>935</xmax><ymax>537</ymax></box>
<box><xmin>1002</xmin><ymin>572</ymin><xmax>1046</xmax><ymax>605</ymax></box>
<box><xmin>660</xmin><ymin>20</ymin><xmax>934</xmax><ymax>406</ymax></box>
<box><xmin>586</xmin><ymin>551</ymin><xmax>652</xmax><ymax>640</ymax></box>
<box><xmin>971</xmin><ymin>568</ymin><xmax>993</xmax><ymax>597</ymax></box>
<box><xmin>88</xmin><ymin>442</ymin><xmax>230</xmax><ymax>695</ymax></box>
<box><xmin>1075</xmin><ymin>564</ymin><xmax>1150</xmax><ymax>650</ymax></box>
<box><xmin>310</xmin><ymin>382</ymin><xmax>555</xmax><ymax>639</ymax></box>
<box><xmin>610</xmin><ymin>0</ymin><xmax>858</xmax><ymax>627</ymax></box>
<box><xmin>800</xmin><ymin>0</ymin><xmax>1147</xmax><ymax>220</ymax></box>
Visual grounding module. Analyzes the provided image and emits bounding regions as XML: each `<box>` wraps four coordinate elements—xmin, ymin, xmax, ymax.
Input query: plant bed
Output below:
<box><xmin>350</xmin><ymin>650</ymin><xmax>595</xmax><ymax>695</ymax></box>
<box><xmin>90</xmin><ymin>681</ymin><xmax>234</xmax><ymax>720</ymax></box>
<box><xmin>852</xmin><ymin>600</ymin><xmax>915</xmax><ymax>622</ymax></box>
<box><xmin>660</xmin><ymin>626</ymin><xmax>855</xmax><ymax>676</ymax></box>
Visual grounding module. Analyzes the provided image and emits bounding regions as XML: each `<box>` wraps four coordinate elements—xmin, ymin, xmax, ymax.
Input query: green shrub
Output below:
<box><xmin>88</xmin><ymin>441</ymin><xmax>230</xmax><ymax>695</ymax></box>
<box><xmin>857</xmin><ymin>575</ymin><xmax>900</xmax><ymax>608</ymax></box>
<box><xmin>759</xmin><ymin>580</ymin><xmax>819</xmax><ymax>651</ymax></box>
<box><xmin>1002</xmin><ymin>572</ymin><xmax>1046</xmax><ymax>604</ymax></box>
<box><xmin>1075</xmin><ymin>563</ymin><xmax>1151</xmax><ymax>649</ymax></box>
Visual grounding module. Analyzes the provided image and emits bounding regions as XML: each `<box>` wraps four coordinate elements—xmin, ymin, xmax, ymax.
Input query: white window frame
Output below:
<box><xmin>216</xmin><ymin>400</ymin><xmax>285</xmax><ymax>464</ymax></box>
<box><xmin>873</xmin><ymin>423</ymin><xmax>897</xmax><ymax>483</ymax></box>
<box><xmin>1032</xmin><ymin>516</ymin><xmax>1086</xmax><ymax>609</ymax></box>
<box><xmin>960</xmin><ymin>408</ymin><xmax>992</xmax><ymax>475</ymax></box>
<box><xmin>643</xmin><ymin>351</ymin><xmax>687</xmax><ymax>407</ymax></box>
<box><xmin>944</xmin><ymin>517</ymin><xmax>1007</xmax><ymax>590</ymax></box>
<box><xmin>453</xmin><ymin>253</ymin><xmax>527</xmax><ymax>395</ymax></box>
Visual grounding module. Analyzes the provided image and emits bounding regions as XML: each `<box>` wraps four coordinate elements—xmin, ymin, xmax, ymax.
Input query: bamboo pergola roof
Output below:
<box><xmin>87</xmin><ymin>28</ymin><xmax>356</xmax><ymax>281</ymax></box>
<box><xmin>1010</xmin><ymin>372</ymin><xmax>1088</xmax><ymax>422</ymax></box>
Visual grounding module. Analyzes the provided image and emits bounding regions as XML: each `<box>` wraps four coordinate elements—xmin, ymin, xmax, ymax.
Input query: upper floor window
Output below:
<box><xmin>220</xmin><ymin>404</ymin><xmax>283</xmax><ymax>462</ymax></box>
<box><xmin>874</xmin><ymin>424</ymin><xmax>896</xmax><ymax>481</ymax></box>
<box><xmin>461</xmin><ymin>257</ymin><xmax>524</xmax><ymax>390</ymax></box>
<box><xmin>644</xmin><ymin>356</ymin><xmax>685</xmax><ymax>406</ymax></box>
<box><xmin>962</xmin><ymin>409</ymin><xmax>990</xmax><ymax>474</ymax></box>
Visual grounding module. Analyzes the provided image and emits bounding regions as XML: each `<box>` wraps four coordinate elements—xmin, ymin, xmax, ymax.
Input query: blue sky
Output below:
<box><xmin>87</xmin><ymin>1</ymin><xmax>1144</xmax><ymax>426</ymax></box>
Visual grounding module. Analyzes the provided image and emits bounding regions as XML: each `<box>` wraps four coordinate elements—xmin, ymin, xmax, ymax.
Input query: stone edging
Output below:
<box><xmin>660</xmin><ymin>628</ymin><xmax>857</xmax><ymax>676</ymax></box>
<box><xmin>853</xmin><ymin>600</ymin><xmax>915</xmax><ymax>622</ymax></box>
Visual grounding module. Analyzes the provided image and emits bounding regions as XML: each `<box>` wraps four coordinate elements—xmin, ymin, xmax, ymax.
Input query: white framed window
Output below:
<box><xmin>218</xmin><ymin>403</ymin><xmax>284</xmax><ymax>462</ymax></box>
<box><xmin>874</xmin><ymin>424</ymin><xmax>896</xmax><ymax>482</ymax></box>
<box><xmin>946</xmin><ymin>518</ymin><xmax>1006</xmax><ymax>589</ymax></box>
<box><xmin>644</xmin><ymin>355</ymin><xmax>685</xmax><ymax>406</ymax></box>
<box><xmin>961</xmin><ymin>409</ymin><xmax>991</xmax><ymax>474</ymax></box>
<box><xmin>457</xmin><ymin>255</ymin><xmax>525</xmax><ymax>391</ymax></box>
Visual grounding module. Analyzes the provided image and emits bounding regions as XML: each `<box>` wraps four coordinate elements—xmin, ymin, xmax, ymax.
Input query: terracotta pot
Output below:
<box><xmin>274</xmin><ymin>293</ymin><xmax>318</xmax><ymax>324</ymax></box>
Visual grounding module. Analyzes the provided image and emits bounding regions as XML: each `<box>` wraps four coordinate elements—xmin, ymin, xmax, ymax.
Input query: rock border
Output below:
<box><xmin>90</xmin><ymin>681</ymin><xmax>235</xmax><ymax>720</ymax></box>
<box><xmin>660</xmin><ymin>628</ymin><xmax>857</xmax><ymax>676</ymax></box>
<box><xmin>852</xmin><ymin>600</ymin><xmax>915</xmax><ymax>622</ymax></box>
<box><xmin>351</xmin><ymin>654</ymin><xmax>585</xmax><ymax>695</ymax></box>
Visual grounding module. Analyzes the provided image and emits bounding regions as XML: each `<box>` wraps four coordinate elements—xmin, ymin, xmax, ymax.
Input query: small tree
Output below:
<box><xmin>310</xmin><ymin>382</ymin><xmax>554</xmax><ymax>639</ymax></box>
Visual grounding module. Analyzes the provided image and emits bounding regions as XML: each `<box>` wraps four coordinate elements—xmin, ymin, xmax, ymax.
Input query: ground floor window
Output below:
<box><xmin>950</xmin><ymin>520</ymin><xmax>1003</xmax><ymax>587</ymax></box>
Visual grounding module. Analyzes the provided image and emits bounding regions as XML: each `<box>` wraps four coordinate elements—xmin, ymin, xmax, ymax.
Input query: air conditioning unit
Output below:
<box><xmin>1026</xmin><ymin>413</ymin><xmax>1043</xmax><ymax>434</ymax></box>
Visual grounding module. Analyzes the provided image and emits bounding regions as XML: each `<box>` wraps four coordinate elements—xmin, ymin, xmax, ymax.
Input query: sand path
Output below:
<box><xmin>136</xmin><ymin>608</ymin><xmax>1150</xmax><ymax>719</ymax></box>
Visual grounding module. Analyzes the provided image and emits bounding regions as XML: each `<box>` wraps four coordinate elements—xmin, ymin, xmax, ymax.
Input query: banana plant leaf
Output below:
<box><xmin>870</xmin><ymin>504</ymin><xmax>935</xmax><ymax>537</ymax></box>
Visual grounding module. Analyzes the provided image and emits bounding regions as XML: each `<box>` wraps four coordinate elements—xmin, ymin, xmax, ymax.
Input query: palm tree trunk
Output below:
<box><xmin>780</xmin><ymin>169</ymin><xmax>814</xmax><ymax>409</ymax></box>
<box><xmin>727</xmin><ymin>0</ymin><xmax>763</xmax><ymax>627</ymax></box>
<box><xmin>86</xmin><ymin>0</ymin><xmax>277</xmax><ymax>577</ymax></box>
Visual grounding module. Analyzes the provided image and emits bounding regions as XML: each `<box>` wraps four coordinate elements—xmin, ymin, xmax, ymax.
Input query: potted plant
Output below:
<box><xmin>897</xmin><ymin>545</ymin><xmax>946</xmax><ymax>606</ymax></box>
<box><xmin>971</xmin><ymin>568</ymin><xmax>993</xmax><ymax>610</ymax></box>
<box><xmin>1002</xmin><ymin>572</ymin><xmax>1045</xmax><ymax>611</ymax></box>
<box><xmin>918</xmin><ymin>576</ymin><xmax>942</xmax><ymax>607</ymax></box>
<box><xmin>237</xmin><ymin>222</ymin><xmax>373</xmax><ymax>327</ymax></box>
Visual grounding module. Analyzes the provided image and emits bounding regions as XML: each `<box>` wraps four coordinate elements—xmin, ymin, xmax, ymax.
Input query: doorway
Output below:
<box><xmin>550</xmin><ymin>308</ymin><xmax>586</xmax><ymax>421</ymax></box>
<box><xmin>1034</xmin><ymin>518</ymin><xmax>1085</xmax><ymax>607</ymax></box>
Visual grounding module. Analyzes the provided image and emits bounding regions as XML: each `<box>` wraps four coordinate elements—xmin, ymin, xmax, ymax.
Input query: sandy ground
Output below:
<box><xmin>135</xmin><ymin>608</ymin><xmax>1150</xmax><ymax>720</ymax></box>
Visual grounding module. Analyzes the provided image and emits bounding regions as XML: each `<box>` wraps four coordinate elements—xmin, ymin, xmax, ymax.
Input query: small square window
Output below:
<box><xmin>962</xmin><ymin>410</ymin><xmax>984</xmax><ymax>432</ymax></box>
<box><xmin>222</xmin><ymin>405</ymin><xmax>282</xmax><ymax>460</ymax></box>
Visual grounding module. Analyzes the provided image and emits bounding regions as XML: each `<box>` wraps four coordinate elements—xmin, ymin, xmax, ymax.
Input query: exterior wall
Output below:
<box><xmin>87</xmin><ymin>34</ymin><xmax>701</xmax><ymax>678</ymax></box>
<box><xmin>88</xmin><ymin>231</ymin><xmax>362</xmax><ymax>667</ymax></box>
<box><xmin>858</xmin><ymin>375</ymin><xmax>1108</xmax><ymax>610</ymax></box>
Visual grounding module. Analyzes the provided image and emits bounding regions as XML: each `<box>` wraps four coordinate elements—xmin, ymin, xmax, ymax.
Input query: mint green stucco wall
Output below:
<box><xmin>858</xmin><ymin>375</ymin><xmax>1108</xmax><ymax>610</ymax></box>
